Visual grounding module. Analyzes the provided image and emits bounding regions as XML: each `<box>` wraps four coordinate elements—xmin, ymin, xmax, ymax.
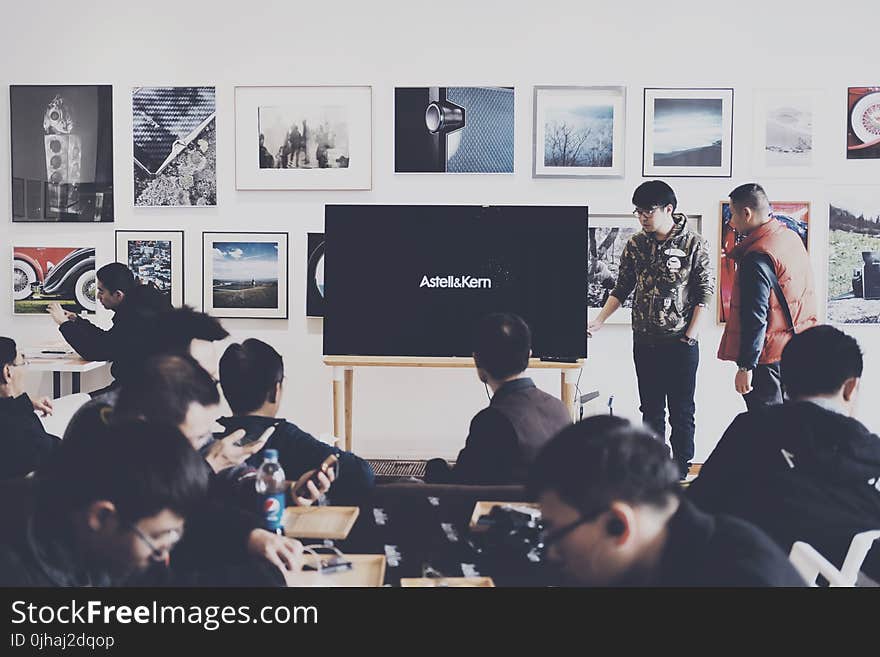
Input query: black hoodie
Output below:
<box><xmin>688</xmin><ymin>401</ymin><xmax>880</xmax><ymax>579</ymax></box>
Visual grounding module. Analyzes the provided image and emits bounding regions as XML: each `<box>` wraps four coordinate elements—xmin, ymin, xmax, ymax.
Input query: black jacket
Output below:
<box><xmin>0</xmin><ymin>394</ymin><xmax>61</xmax><ymax>480</ymax></box>
<box><xmin>215</xmin><ymin>415</ymin><xmax>375</xmax><ymax>505</ymax></box>
<box><xmin>688</xmin><ymin>401</ymin><xmax>880</xmax><ymax>580</ymax></box>
<box><xmin>656</xmin><ymin>498</ymin><xmax>805</xmax><ymax>586</ymax></box>
<box><xmin>58</xmin><ymin>286</ymin><xmax>170</xmax><ymax>382</ymax></box>
<box><xmin>447</xmin><ymin>378</ymin><xmax>572</xmax><ymax>485</ymax></box>
<box><xmin>737</xmin><ymin>252</ymin><xmax>777</xmax><ymax>368</ymax></box>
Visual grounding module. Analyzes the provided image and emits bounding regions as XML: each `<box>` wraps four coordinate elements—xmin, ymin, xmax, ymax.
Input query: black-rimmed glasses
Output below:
<box><xmin>130</xmin><ymin>525</ymin><xmax>182</xmax><ymax>562</ymax></box>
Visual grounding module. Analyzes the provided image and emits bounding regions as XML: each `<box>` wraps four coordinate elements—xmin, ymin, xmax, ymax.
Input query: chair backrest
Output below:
<box><xmin>789</xmin><ymin>541</ymin><xmax>852</xmax><ymax>587</ymax></box>
<box><xmin>840</xmin><ymin>530</ymin><xmax>880</xmax><ymax>583</ymax></box>
<box><xmin>36</xmin><ymin>392</ymin><xmax>90</xmax><ymax>438</ymax></box>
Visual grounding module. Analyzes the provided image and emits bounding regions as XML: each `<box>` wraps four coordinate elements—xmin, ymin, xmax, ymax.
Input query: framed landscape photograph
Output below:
<box><xmin>642</xmin><ymin>87</ymin><xmax>733</xmax><ymax>177</ymax></box>
<box><xmin>306</xmin><ymin>232</ymin><xmax>325</xmax><ymax>318</ymax></box>
<box><xmin>115</xmin><ymin>230</ymin><xmax>184</xmax><ymax>307</ymax></box>
<box><xmin>847</xmin><ymin>86</ymin><xmax>880</xmax><ymax>160</ymax></box>
<box><xmin>202</xmin><ymin>232</ymin><xmax>288</xmax><ymax>319</ymax></box>
<box><xmin>717</xmin><ymin>201</ymin><xmax>810</xmax><ymax>324</ymax></box>
<box><xmin>753</xmin><ymin>89</ymin><xmax>824</xmax><ymax>178</ymax></box>
<box><xmin>11</xmin><ymin>85</ymin><xmax>114</xmax><ymax>222</ymax></box>
<box><xmin>235</xmin><ymin>86</ymin><xmax>371</xmax><ymax>190</ymax></box>
<box><xmin>13</xmin><ymin>245</ymin><xmax>96</xmax><ymax>314</ymax></box>
<box><xmin>133</xmin><ymin>86</ymin><xmax>216</xmax><ymax>207</ymax></box>
<box><xmin>394</xmin><ymin>86</ymin><xmax>515</xmax><ymax>173</ymax></box>
<box><xmin>827</xmin><ymin>190</ymin><xmax>880</xmax><ymax>324</ymax></box>
<box><xmin>533</xmin><ymin>86</ymin><xmax>625</xmax><ymax>178</ymax></box>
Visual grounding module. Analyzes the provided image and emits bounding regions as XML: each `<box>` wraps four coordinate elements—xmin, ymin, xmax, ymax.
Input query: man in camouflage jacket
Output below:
<box><xmin>588</xmin><ymin>181</ymin><xmax>714</xmax><ymax>478</ymax></box>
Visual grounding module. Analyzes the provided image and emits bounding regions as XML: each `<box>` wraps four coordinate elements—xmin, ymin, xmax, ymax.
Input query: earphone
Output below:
<box><xmin>606</xmin><ymin>517</ymin><xmax>625</xmax><ymax>537</ymax></box>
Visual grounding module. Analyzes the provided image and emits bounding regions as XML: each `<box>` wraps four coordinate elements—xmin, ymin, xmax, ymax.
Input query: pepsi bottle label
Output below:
<box><xmin>262</xmin><ymin>493</ymin><xmax>286</xmax><ymax>533</ymax></box>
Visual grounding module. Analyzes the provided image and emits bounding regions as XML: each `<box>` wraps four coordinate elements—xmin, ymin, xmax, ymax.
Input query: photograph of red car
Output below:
<box><xmin>12</xmin><ymin>246</ymin><xmax>96</xmax><ymax>314</ymax></box>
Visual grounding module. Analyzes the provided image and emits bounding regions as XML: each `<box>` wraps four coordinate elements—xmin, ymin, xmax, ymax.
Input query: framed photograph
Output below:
<box><xmin>394</xmin><ymin>86</ymin><xmax>514</xmax><ymax>173</ymax></box>
<box><xmin>133</xmin><ymin>86</ymin><xmax>216</xmax><ymax>206</ymax></box>
<box><xmin>718</xmin><ymin>201</ymin><xmax>810</xmax><ymax>324</ymax></box>
<box><xmin>11</xmin><ymin>85</ymin><xmax>114</xmax><ymax>222</ymax></box>
<box><xmin>115</xmin><ymin>231</ymin><xmax>185</xmax><ymax>307</ymax></box>
<box><xmin>306</xmin><ymin>232</ymin><xmax>325</xmax><ymax>318</ymax></box>
<box><xmin>202</xmin><ymin>232</ymin><xmax>289</xmax><ymax>319</ymax></box>
<box><xmin>642</xmin><ymin>88</ymin><xmax>733</xmax><ymax>177</ymax></box>
<box><xmin>827</xmin><ymin>190</ymin><xmax>880</xmax><ymax>324</ymax></box>
<box><xmin>13</xmin><ymin>245</ymin><xmax>96</xmax><ymax>314</ymax></box>
<box><xmin>533</xmin><ymin>86</ymin><xmax>625</xmax><ymax>178</ymax></box>
<box><xmin>588</xmin><ymin>213</ymin><xmax>703</xmax><ymax>324</ymax></box>
<box><xmin>753</xmin><ymin>89</ymin><xmax>824</xmax><ymax>178</ymax></box>
<box><xmin>235</xmin><ymin>86</ymin><xmax>371</xmax><ymax>190</ymax></box>
<box><xmin>847</xmin><ymin>87</ymin><xmax>880</xmax><ymax>160</ymax></box>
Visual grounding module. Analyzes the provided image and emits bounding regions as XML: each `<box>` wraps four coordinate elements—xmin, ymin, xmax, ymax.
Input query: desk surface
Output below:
<box><xmin>23</xmin><ymin>356</ymin><xmax>107</xmax><ymax>373</ymax></box>
<box><xmin>324</xmin><ymin>356</ymin><xmax>584</xmax><ymax>369</ymax></box>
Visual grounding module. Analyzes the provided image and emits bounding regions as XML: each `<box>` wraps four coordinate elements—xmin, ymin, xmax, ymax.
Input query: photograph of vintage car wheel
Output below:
<box><xmin>12</xmin><ymin>246</ymin><xmax>96</xmax><ymax>314</ymax></box>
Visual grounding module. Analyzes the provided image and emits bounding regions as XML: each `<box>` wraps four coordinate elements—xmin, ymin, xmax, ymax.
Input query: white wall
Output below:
<box><xmin>1</xmin><ymin>0</ymin><xmax>878</xmax><ymax>461</ymax></box>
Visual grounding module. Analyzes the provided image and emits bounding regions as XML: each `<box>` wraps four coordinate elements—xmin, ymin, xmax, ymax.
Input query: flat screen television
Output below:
<box><xmin>323</xmin><ymin>205</ymin><xmax>588</xmax><ymax>359</ymax></box>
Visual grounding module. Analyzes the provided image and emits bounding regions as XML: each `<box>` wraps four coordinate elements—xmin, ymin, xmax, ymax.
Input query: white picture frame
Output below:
<box><xmin>752</xmin><ymin>88</ymin><xmax>825</xmax><ymax>178</ymax></box>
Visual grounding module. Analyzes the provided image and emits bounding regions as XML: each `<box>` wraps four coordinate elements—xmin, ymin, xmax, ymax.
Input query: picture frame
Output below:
<box><xmin>846</xmin><ymin>86</ymin><xmax>880</xmax><ymax>160</ymax></box>
<box><xmin>202</xmin><ymin>232</ymin><xmax>289</xmax><ymax>319</ymax></box>
<box><xmin>306</xmin><ymin>232</ymin><xmax>325</xmax><ymax>318</ymax></box>
<box><xmin>13</xmin><ymin>244</ymin><xmax>97</xmax><ymax>315</ymax></box>
<box><xmin>533</xmin><ymin>85</ymin><xmax>625</xmax><ymax>178</ymax></box>
<box><xmin>234</xmin><ymin>85</ymin><xmax>372</xmax><ymax>190</ymax></box>
<box><xmin>752</xmin><ymin>88</ymin><xmax>825</xmax><ymax>178</ymax></box>
<box><xmin>115</xmin><ymin>230</ymin><xmax>185</xmax><ymax>307</ymax></box>
<box><xmin>642</xmin><ymin>87</ymin><xmax>733</xmax><ymax>178</ymax></box>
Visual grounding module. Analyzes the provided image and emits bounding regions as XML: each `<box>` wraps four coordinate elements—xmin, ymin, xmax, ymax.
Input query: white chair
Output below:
<box><xmin>36</xmin><ymin>392</ymin><xmax>90</xmax><ymax>438</ymax></box>
<box><xmin>789</xmin><ymin>530</ymin><xmax>880</xmax><ymax>587</ymax></box>
<box><xmin>840</xmin><ymin>530</ymin><xmax>880</xmax><ymax>584</ymax></box>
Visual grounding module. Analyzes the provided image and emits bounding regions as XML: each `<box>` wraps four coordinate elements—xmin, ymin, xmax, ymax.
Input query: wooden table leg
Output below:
<box><xmin>561</xmin><ymin>369</ymin><xmax>579</xmax><ymax>421</ymax></box>
<box><xmin>332</xmin><ymin>367</ymin><xmax>343</xmax><ymax>440</ymax></box>
<box><xmin>344</xmin><ymin>367</ymin><xmax>353</xmax><ymax>452</ymax></box>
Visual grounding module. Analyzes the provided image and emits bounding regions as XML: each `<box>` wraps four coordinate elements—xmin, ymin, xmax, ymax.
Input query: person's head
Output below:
<box><xmin>632</xmin><ymin>180</ymin><xmax>677</xmax><ymax>234</ymax></box>
<box><xmin>96</xmin><ymin>263</ymin><xmax>135</xmax><ymax>311</ymax></box>
<box><xmin>529</xmin><ymin>416</ymin><xmax>681</xmax><ymax>586</ymax></box>
<box><xmin>44</xmin><ymin>419</ymin><xmax>209</xmax><ymax>580</ymax></box>
<box><xmin>782</xmin><ymin>325</ymin><xmax>863</xmax><ymax>415</ymax></box>
<box><xmin>115</xmin><ymin>355</ymin><xmax>221</xmax><ymax>449</ymax></box>
<box><xmin>149</xmin><ymin>307</ymin><xmax>229</xmax><ymax>378</ymax></box>
<box><xmin>728</xmin><ymin>183</ymin><xmax>773</xmax><ymax>234</ymax></box>
<box><xmin>219</xmin><ymin>339</ymin><xmax>285</xmax><ymax>417</ymax></box>
<box><xmin>472</xmin><ymin>313</ymin><xmax>531</xmax><ymax>385</ymax></box>
<box><xmin>0</xmin><ymin>337</ymin><xmax>27</xmax><ymax>398</ymax></box>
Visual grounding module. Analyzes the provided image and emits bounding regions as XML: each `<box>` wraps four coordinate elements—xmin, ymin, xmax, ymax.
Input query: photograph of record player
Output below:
<box><xmin>847</xmin><ymin>87</ymin><xmax>880</xmax><ymax>160</ymax></box>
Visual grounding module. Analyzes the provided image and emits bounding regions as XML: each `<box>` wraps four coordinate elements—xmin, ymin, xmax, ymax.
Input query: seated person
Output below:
<box><xmin>426</xmin><ymin>313</ymin><xmax>572</xmax><ymax>485</ymax></box>
<box><xmin>0</xmin><ymin>337</ymin><xmax>60</xmax><ymax>479</ymax></box>
<box><xmin>529</xmin><ymin>416</ymin><xmax>805</xmax><ymax>586</ymax></box>
<box><xmin>47</xmin><ymin>263</ymin><xmax>170</xmax><ymax>391</ymax></box>
<box><xmin>0</xmin><ymin>419</ymin><xmax>208</xmax><ymax>586</ymax></box>
<box><xmin>688</xmin><ymin>325</ymin><xmax>880</xmax><ymax>580</ymax></box>
<box><xmin>217</xmin><ymin>339</ymin><xmax>374</xmax><ymax>505</ymax></box>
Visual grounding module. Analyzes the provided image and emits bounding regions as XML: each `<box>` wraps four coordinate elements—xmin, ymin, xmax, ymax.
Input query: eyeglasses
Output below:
<box><xmin>130</xmin><ymin>524</ymin><xmax>182</xmax><ymax>563</ymax></box>
<box><xmin>539</xmin><ymin>515</ymin><xmax>596</xmax><ymax>549</ymax></box>
<box><xmin>632</xmin><ymin>206</ymin><xmax>660</xmax><ymax>218</ymax></box>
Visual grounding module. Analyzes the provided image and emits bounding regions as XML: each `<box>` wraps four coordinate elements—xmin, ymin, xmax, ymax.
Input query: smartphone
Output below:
<box><xmin>232</xmin><ymin>420</ymin><xmax>283</xmax><ymax>447</ymax></box>
<box><xmin>302</xmin><ymin>555</ymin><xmax>352</xmax><ymax>573</ymax></box>
<box><xmin>294</xmin><ymin>454</ymin><xmax>339</xmax><ymax>498</ymax></box>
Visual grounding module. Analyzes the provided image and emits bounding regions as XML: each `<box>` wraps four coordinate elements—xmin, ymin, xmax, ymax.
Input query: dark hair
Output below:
<box><xmin>0</xmin><ymin>338</ymin><xmax>16</xmax><ymax>381</ymax></box>
<box><xmin>46</xmin><ymin>419</ymin><xmax>209</xmax><ymax>522</ymax></box>
<box><xmin>729</xmin><ymin>183</ymin><xmax>770</xmax><ymax>213</ymax></box>
<box><xmin>115</xmin><ymin>355</ymin><xmax>220</xmax><ymax>427</ymax></box>
<box><xmin>97</xmin><ymin>263</ymin><xmax>135</xmax><ymax>295</ymax></box>
<box><xmin>220</xmin><ymin>339</ymin><xmax>284</xmax><ymax>414</ymax></box>
<box><xmin>148</xmin><ymin>306</ymin><xmax>229</xmax><ymax>358</ymax></box>
<box><xmin>782</xmin><ymin>325</ymin><xmax>863</xmax><ymax>398</ymax></box>
<box><xmin>473</xmin><ymin>313</ymin><xmax>531</xmax><ymax>380</ymax></box>
<box><xmin>529</xmin><ymin>416</ymin><xmax>680</xmax><ymax>515</ymax></box>
<box><xmin>632</xmin><ymin>180</ymin><xmax>677</xmax><ymax>212</ymax></box>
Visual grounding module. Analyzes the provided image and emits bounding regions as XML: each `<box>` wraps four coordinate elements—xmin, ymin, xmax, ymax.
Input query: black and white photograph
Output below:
<box><xmin>10</xmin><ymin>85</ymin><xmax>114</xmax><ymax>222</ymax></box>
<box><xmin>133</xmin><ymin>86</ymin><xmax>216</xmax><ymax>207</ymax></box>
<box><xmin>643</xmin><ymin>88</ymin><xmax>733</xmax><ymax>177</ymax></box>
<box><xmin>395</xmin><ymin>86</ymin><xmax>514</xmax><ymax>173</ymax></box>
<box><xmin>588</xmin><ymin>216</ymin><xmax>638</xmax><ymax>324</ymax></box>
<box><xmin>533</xmin><ymin>86</ymin><xmax>625</xmax><ymax>178</ymax></box>
<box><xmin>235</xmin><ymin>86</ymin><xmax>371</xmax><ymax>190</ymax></box>
<box><xmin>828</xmin><ymin>190</ymin><xmax>880</xmax><ymax>324</ymax></box>
<box><xmin>753</xmin><ymin>89</ymin><xmax>824</xmax><ymax>178</ymax></box>
<box><xmin>115</xmin><ymin>230</ymin><xmax>184</xmax><ymax>307</ymax></box>
<box><xmin>306</xmin><ymin>232</ymin><xmax>325</xmax><ymax>318</ymax></box>
<box><xmin>202</xmin><ymin>232</ymin><xmax>288</xmax><ymax>319</ymax></box>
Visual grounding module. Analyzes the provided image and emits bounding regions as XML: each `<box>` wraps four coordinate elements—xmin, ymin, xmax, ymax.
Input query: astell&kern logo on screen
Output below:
<box><xmin>419</xmin><ymin>275</ymin><xmax>493</xmax><ymax>290</ymax></box>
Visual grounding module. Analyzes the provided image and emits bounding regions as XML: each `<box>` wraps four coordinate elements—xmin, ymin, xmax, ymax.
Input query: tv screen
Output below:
<box><xmin>323</xmin><ymin>205</ymin><xmax>588</xmax><ymax>359</ymax></box>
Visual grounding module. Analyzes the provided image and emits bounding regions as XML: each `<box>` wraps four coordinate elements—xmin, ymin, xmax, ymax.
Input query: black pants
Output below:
<box><xmin>633</xmin><ymin>340</ymin><xmax>699</xmax><ymax>478</ymax></box>
<box><xmin>743</xmin><ymin>362</ymin><xmax>784</xmax><ymax>411</ymax></box>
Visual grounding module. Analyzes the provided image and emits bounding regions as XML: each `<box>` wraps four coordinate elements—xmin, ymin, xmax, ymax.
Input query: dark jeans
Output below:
<box><xmin>743</xmin><ymin>362</ymin><xmax>784</xmax><ymax>411</ymax></box>
<box><xmin>633</xmin><ymin>340</ymin><xmax>699</xmax><ymax>478</ymax></box>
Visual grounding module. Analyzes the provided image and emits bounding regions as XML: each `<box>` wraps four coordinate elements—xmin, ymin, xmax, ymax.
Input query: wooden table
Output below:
<box><xmin>21</xmin><ymin>351</ymin><xmax>108</xmax><ymax>398</ymax></box>
<box><xmin>323</xmin><ymin>356</ymin><xmax>584</xmax><ymax>452</ymax></box>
